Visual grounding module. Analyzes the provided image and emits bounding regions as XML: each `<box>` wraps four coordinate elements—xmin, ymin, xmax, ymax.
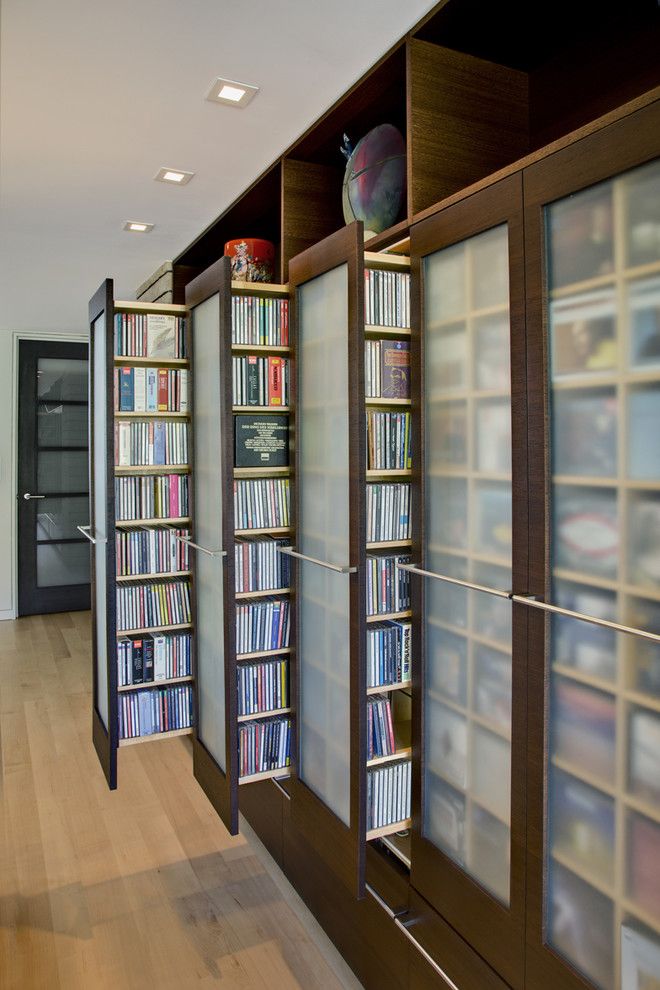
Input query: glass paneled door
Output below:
<box><xmin>17</xmin><ymin>339</ymin><xmax>90</xmax><ymax>615</ymax></box>
<box><xmin>542</xmin><ymin>157</ymin><xmax>660</xmax><ymax>990</ymax></box>
<box><xmin>408</xmin><ymin>175</ymin><xmax>527</xmax><ymax>989</ymax></box>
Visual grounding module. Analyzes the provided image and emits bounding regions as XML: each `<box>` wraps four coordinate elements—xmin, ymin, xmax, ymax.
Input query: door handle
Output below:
<box><xmin>23</xmin><ymin>492</ymin><xmax>45</xmax><ymax>500</ymax></box>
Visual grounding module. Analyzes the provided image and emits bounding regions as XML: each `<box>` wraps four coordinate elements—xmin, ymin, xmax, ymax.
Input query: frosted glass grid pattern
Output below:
<box><xmin>297</xmin><ymin>265</ymin><xmax>351</xmax><ymax>826</ymax></box>
<box><xmin>546</xmin><ymin>160</ymin><xmax>660</xmax><ymax>989</ymax></box>
<box><xmin>38</xmin><ymin>403</ymin><xmax>87</xmax><ymax>448</ymax></box>
<box><xmin>36</xmin><ymin>496</ymin><xmax>89</xmax><ymax>541</ymax></box>
<box><xmin>93</xmin><ymin>313</ymin><xmax>108</xmax><ymax>728</ymax></box>
<box><xmin>422</xmin><ymin>224</ymin><xmax>512</xmax><ymax>905</ymax></box>
<box><xmin>38</xmin><ymin>358</ymin><xmax>87</xmax><ymax>401</ymax></box>
<box><xmin>192</xmin><ymin>295</ymin><xmax>226</xmax><ymax>771</ymax></box>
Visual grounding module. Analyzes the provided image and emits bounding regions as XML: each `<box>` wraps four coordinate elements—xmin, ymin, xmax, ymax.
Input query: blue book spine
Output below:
<box><xmin>119</xmin><ymin>367</ymin><xmax>134</xmax><ymax>411</ymax></box>
<box><xmin>146</xmin><ymin>368</ymin><xmax>158</xmax><ymax>412</ymax></box>
<box><xmin>153</xmin><ymin>421</ymin><xmax>166</xmax><ymax>465</ymax></box>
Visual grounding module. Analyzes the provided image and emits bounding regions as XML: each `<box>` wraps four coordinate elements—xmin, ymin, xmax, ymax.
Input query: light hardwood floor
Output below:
<box><xmin>0</xmin><ymin>610</ymin><xmax>363</xmax><ymax>989</ymax></box>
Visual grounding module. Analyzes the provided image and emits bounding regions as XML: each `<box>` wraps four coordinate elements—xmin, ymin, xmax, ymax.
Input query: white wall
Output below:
<box><xmin>0</xmin><ymin>328</ymin><xmax>88</xmax><ymax>619</ymax></box>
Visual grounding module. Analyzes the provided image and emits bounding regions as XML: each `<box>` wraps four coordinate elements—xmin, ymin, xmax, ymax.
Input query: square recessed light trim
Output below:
<box><xmin>123</xmin><ymin>220</ymin><xmax>154</xmax><ymax>232</ymax></box>
<box><xmin>206</xmin><ymin>76</ymin><xmax>259</xmax><ymax>108</ymax></box>
<box><xmin>154</xmin><ymin>167</ymin><xmax>195</xmax><ymax>185</ymax></box>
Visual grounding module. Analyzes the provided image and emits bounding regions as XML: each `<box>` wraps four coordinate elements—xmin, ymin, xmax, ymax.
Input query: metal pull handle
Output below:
<box><xmin>393</xmin><ymin>917</ymin><xmax>462</xmax><ymax>989</ymax></box>
<box><xmin>276</xmin><ymin>545</ymin><xmax>357</xmax><ymax>574</ymax></box>
<box><xmin>23</xmin><ymin>492</ymin><xmax>45</xmax><ymax>500</ymax></box>
<box><xmin>270</xmin><ymin>775</ymin><xmax>291</xmax><ymax>801</ymax></box>
<box><xmin>396</xmin><ymin>562</ymin><xmax>511</xmax><ymax>600</ymax></box>
<box><xmin>170</xmin><ymin>532</ymin><xmax>226</xmax><ymax>559</ymax></box>
<box><xmin>77</xmin><ymin>524</ymin><xmax>107</xmax><ymax>545</ymax></box>
<box><xmin>513</xmin><ymin>594</ymin><xmax>660</xmax><ymax>644</ymax></box>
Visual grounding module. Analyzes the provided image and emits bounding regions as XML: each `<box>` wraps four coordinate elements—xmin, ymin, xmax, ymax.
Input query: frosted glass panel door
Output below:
<box><xmin>545</xmin><ymin>159</ymin><xmax>660</xmax><ymax>990</ymax></box>
<box><xmin>423</xmin><ymin>224</ymin><xmax>513</xmax><ymax>905</ymax></box>
<box><xmin>298</xmin><ymin>264</ymin><xmax>352</xmax><ymax>826</ymax></box>
<box><xmin>191</xmin><ymin>293</ymin><xmax>226</xmax><ymax>772</ymax></box>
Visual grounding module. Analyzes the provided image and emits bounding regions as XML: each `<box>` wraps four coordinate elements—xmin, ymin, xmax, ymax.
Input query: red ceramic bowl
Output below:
<box><xmin>224</xmin><ymin>237</ymin><xmax>275</xmax><ymax>283</ymax></box>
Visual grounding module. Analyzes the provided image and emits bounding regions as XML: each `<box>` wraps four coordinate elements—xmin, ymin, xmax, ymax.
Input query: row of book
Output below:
<box><xmin>115</xmin><ymin>420</ymin><xmax>188</xmax><ymax>466</ymax></box>
<box><xmin>235</xmin><ymin>598</ymin><xmax>290</xmax><ymax>655</ymax></box>
<box><xmin>115</xmin><ymin>474</ymin><xmax>189</xmax><ymax>520</ymax></box>
<box><xmin>367</xmin><ymin>759</ymin><xmax>411</xmax><ymax>829</ymax></box>
<box><xmin>117</xmin><ymin>631</ymin><xmax>192</xmax><ymax>686</ymax></box>
<box><xmin>367</xmin><ymin>695</ymin><xmax>397</xmax><ymax>759</ymax></box>
<box><xmin>118</xmin><ymin>684</ymin><xmax>193</xmax><ymax>739</ymax></box>
<box><xmin>235</xmin><ymin>538</ymin><xmax>291</xmax><ymax>593</ymax></box>
<box><xmin>366</xmin><ymin>553</ymin><xmax>411</xmax><ymax>616</ymax></box>
<box><xmin>367</xmin><ymin>620</ymin><xmax>411</xmax><ymax>687</ymax></box>
<box><xmin>237</xmin><ymin>657</ymin><xmax>289</xmax><ymax>717</ymax></box>
<box><xmin>234</xmin><ymin>478</ymin><xmax>290</xmax><ymax>530</ymax></box>
<box><xmin>366</xmin><ymin>410</ymin><xmax>412</xmax><ymax>470</ymax></box>
<box><xmin>115</xmin><ymin>528</ymin><xmax>190</xmax><ymax>578</ymax></box>
<box><xmin>116</xmin><ymin>579</ymin><xmax>191</xmax><ymax>632</ymax></box>
<box><xmin>115</xmin><ymin>366</ymin><xmax>189</xmax><ymax>413</ymax></box>
<box><xmin>365</xmin><ymin>339</ymin><xmax>410</xmax><ymax>399</ymax></box>
<box><xmin>238</xmin><ymin>715</ymin><xmax>291</xmax><ymax>777</ymax></box>
<box><xmin>114</xmin><ymin>312</ymin><xmax>187</xmax><ymax>359</ymax></box>
<box><xmin>232</xmin><ymin>295</ymin><xmax>289</xmax><ymax>347</ymax></box>
<box><xmin>366</xmin><ymin>483</ymin><xmax>411</xmax><ymax>542</ymax></box>
<box><xmin>364</xmin><ymin>269</ymin><xmax>411</xmax><ymax>329</ymax></box>
<box><xmin>232</xmin><ymin>355</ymin><xmax>289</xmax><ymax>407</ymax></box>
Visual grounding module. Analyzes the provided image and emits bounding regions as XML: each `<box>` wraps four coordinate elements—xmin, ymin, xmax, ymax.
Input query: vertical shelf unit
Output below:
<box><xmin>230</xmin><ymin>278</ymin><xmax>294</xmax><ymax>786</ymax></box>
<box><xmin>363</xmin><ymin>250</ymin><xmax>414</xmax><ymax>848</ymax></box>
<box><xmin>88</xmin><ymin>284</ymin><xmax>194</xmax><ymax>789</ymax></box>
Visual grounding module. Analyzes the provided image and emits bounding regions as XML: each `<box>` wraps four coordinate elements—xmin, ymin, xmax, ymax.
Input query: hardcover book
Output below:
<box><xmin>380</xmin><ymin>340</ymin><xmax>410</xmax><ymax>398</ymax></box>
<box><xmin>234</xmin><ymin>414</ymin><xmax>289</xmax><ymax>468</ymax></box>
<box><xmin>147</xmin><ymin>314</ymin><xmax>177</xmax><ymax>358</ymax></box>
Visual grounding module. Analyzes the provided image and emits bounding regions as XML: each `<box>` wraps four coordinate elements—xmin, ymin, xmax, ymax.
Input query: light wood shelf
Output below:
<box><xmin>366</xmin><ymin>469</ymin><xmax>412</xmax><ymax>479</ymax></box>
<box><xmin>235</xmin><ymin>527</ymin><xmax>291</xmax><ymax>536</ymax></box>
<box><xmin>234</xmin><ymin>467</ymin><xmax>290</xmax><ymax>477</ymax></box>
<box><xmin>117</xmin><ymin>623</ymin><xmax>192</xmax><ymax>637</ymax></box>
<box><xmin>239</xmin><ymin>766</ymin><xmax>291</xmax><ymax>785</ymax></box>
<box><xmin>115</xmin><ymin>301</ymin><xmax>188</xmax><ymax>315</ymax></box>
<box><xmin>366</xmin><ymin>540</ymin><xmax>412</xmax><ymax>550</ymax></box>
<box><xmin>365</xmin><ymin>397</ymin><xmax>411</xmax><ymax>407</ymax></box>
<box><xmin>364</xmin><ymin>325</ymin><xmax>411</xmax><ymax>337</ymax></box>
<box><xmin>237</xmin><ymin>707</ymin><xmax>292</xmax><ymax>723</ymax></box>
<box><xmin>367</xmin><ymin>818</ymin><xmax>412</xmax><ymax>841</ymax></box>
<box><xmin>116</xmin><ymin>517</ymin><xmax>191</xmax><ymax>528</ymax></box>
<box><xmin>118</xmin><ymin>726</ymin><xmax>192</xmax><ymax>747</ymax></box>
<box><xmin>116</xmin><ymin>570</ymin><xmax>191</xmax><ymax>583</ymax></box>
<box><xmin>114</xmin><ymin>465</ymin><xmax>190</xmax><ymax>474</ymax></box>
<box><xmin>366</xmin><ymin>610</ymin><xmax>412</xmax><ymax>623</ymax></box>
<box><xmin>115</xmin><ymin>411</ymin><xmax>190</xmax><ymax>418</ymax></box>
<box><xmin>114</xmin><ymin>356</ymin><xmax>188</xmax><ymax>367</ymax></box>
<box><xmin>551</xmin><ymin>755</ymin><xmax>617</xmax><ymax>798</ymax></box>
<box><xmin>118</xmin><ymin>676</ymin><xmax>193</xmax><ymax>693</ymax></box>
<box><xmin>230</xmin><ymin>281</ymin><xmax>289</xmax><ymax>296</ymax></box>
<box><xmin>231</xmin><ymin>343</ymin><xmax>290</xmax><ymax>353</ymax></box>
<box><xmin>551</xmin><ymin>847</ymin><xmax>615</xmax><ymax>899</ymax></box>
<box><xmin>366</xmin><ymin>681</ymin><xmax>412</xmax><ymax>696</ymax></box>
<box><xmin>364</xmin><ymin>251</ymin><xmax>410</xmax><ymax>271</ymax></box>
<box><xmin>233</xmin><ymin>405</ymin><xmax>290</xmax><ymax>413</ymax></box>
<box><xmin>236</xmin><ymin>587</ymin><xmax>291</xmax><ymax>600</ymax></box>
<box><xmin>236</xmin><ymin>647</ymin><xmax>292</xmax><ymax>661</ymax></box>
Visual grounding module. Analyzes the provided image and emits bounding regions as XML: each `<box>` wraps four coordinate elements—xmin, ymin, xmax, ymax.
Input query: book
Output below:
<box><xmin>157</xmin><ymin>369</ymin><xmax>169</xmax><ymax>411</ymax></box>
<box><xmin>146</xmin><ymin>367</ymin><xmax>158</xmax><ymax>411</ymax></box>
<box><xmin>142</xmin><ymin>633</ymin><xmax>155</xmax><ymax>682</ymax></box>
<box><xmin>268</xmin><ymin>356</ymin><xmax>284</xmax><ymax>406</ymax></box>
<box><xmin>119</xmin><ymin>367</ymin><xmax>134</xmax><ymax>411</ymax></box>
<box><xmin>147</xmin><ymin>314</ymin><xmax>177</xmax><ymax>358</ymax></box>
<box><xmin>380</xmin><ymin>340</ymin><xmax>410</xmax><ymax>398</ymax></box>
<box><xmin>131</xmin><ymin>638</ymin><xmax>144</xmax><ymax>683</ymax></box>
<box><xmin>133</xmin><ymin>367</ymin><xmax>146</xmax><ymax>412</ymax></box>
<box><xmin>234</xmin><ymin>414</ymin><xmax>289</xmax><ymax>468</ymax></box>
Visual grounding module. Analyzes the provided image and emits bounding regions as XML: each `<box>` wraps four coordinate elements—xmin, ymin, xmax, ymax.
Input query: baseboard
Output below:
<box><xmin>0</xmin><ymin>609</ymin><xmax>16</xmax><ymax>621</ymax></box>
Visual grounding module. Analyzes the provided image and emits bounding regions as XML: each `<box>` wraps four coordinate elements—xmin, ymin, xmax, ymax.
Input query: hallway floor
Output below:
<box><xmin>0</xmin><ymin>611</ymin><xmax>363</xmax><ymax>989</ymax></box>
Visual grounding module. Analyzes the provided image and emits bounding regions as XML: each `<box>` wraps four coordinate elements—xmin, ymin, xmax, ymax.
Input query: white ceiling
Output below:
<box><xmin>0</xmin><ymin>0</ymin><xmax>439</xmax><ymax>333</ymax></box>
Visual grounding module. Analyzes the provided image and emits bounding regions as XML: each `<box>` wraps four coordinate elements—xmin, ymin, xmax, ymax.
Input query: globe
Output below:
<box><xmin>341</xmin><ymin>124</ymin><xmax>407</xmax><ymax>238</ymax></box>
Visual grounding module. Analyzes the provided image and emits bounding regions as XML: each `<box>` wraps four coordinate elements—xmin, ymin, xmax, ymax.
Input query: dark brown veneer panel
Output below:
<box><xmin>280</xmin><ymin>160</ymin><xmax>344</xmax><ymax>281</ymax></box>
<box><xmin>407</xmin><ymin>39</ymin><xmax>529</xmax><ymax>216</ymax></box>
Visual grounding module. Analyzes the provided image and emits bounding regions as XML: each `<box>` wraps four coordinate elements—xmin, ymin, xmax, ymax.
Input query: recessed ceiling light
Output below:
<box><xmin>154</xmin><ymin>167</ymin><xmax>194</xmax><ymax>185</ymax></box>
<box><xmin>206</xmin><ymin>76</ymin><xmax>259</xmax><ymax>108</ymax></box>
<box><xmin>123</xmin><ymin>221</ymin><xmax>154</xmax><ymax>232</ymax></box>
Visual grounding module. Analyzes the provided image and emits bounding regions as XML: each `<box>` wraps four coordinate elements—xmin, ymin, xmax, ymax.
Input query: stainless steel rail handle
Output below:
<box><xmin>277</xmin><ymin>545</ymin><xmax>357</xmax><ymax>574</ymax></box>
<box><xmin>395</xmin><ymin>562</ymin><xmax>511</xmax><ymax>600</ymax></box>
<box><xmin>513</xmin><ymin>594</ymin><xmax>660</xmax><ymax>644</ymax></box>
<box><xmin>77</xmin><ymin>524</ymin><xmax>107</xmax><ymax>545</ymax></box>
<box><xmin>23</xmin><ymin>492</ymin><xmax>45</xmax><ymax>500</ymax></box>
<box><xmin>168</xmin><ymin>530</ymin><xmax>226</xmax><ymax>559</ymax></box>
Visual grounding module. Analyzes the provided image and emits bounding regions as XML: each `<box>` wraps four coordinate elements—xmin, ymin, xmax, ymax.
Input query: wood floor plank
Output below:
<box><xmin>0</xmin><ymin>611</ymin><xmax>362</xmax><ymax>990</ymax></box>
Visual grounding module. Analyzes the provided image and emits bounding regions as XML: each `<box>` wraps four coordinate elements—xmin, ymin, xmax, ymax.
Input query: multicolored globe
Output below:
<box><xmin>341</xmin><ymin>124</ymin><xmax>407</xmax><ymax>238</ymax></box>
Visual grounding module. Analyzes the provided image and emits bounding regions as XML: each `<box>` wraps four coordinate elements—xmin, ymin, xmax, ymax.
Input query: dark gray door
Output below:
<box><xmin>17</xmin><ymin>340</ymin><xmax>91</xmax><ymax>615</ymax></box>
